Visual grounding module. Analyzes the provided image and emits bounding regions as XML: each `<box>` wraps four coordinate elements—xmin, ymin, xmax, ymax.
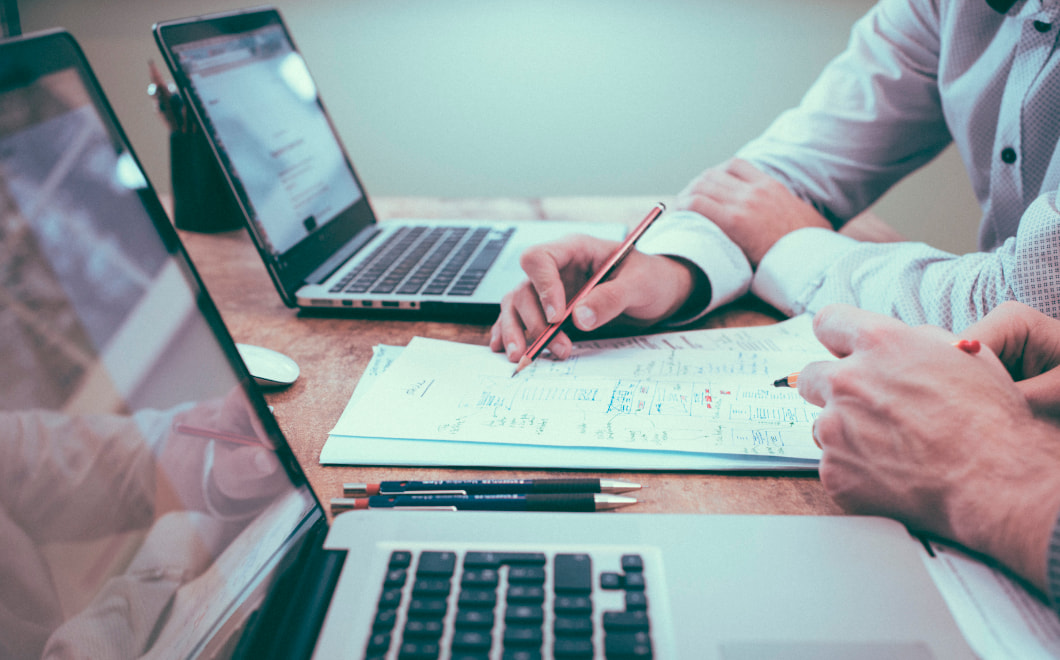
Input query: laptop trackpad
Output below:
<box><xmin>721</xmin><ymin>642</ymin><xmax>934</xmax><ymax>660</ymax></box>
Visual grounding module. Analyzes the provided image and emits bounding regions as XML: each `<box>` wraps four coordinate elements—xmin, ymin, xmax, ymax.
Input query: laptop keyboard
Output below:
<box><xmin>365</xmin><ymin>549</ymin><xmax>655</xmax><ymax>659</ymax></box>
<box><xmin>329</xmin><ymin>226</ymin><xmax>514</xmax><ymax>298</ymax></box>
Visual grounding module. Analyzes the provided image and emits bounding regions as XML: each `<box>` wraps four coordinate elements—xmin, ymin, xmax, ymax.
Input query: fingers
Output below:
<box><xmin>492</xmin><ymin>236</ymin><xmax>691</xmax><ymax>363</ymax></box>
<box><xmin>520</xmin><ymin>238</ymin><xmax>601</xmax><ymax>324</ymax></box>
<box><xmin>810</xmin><ymin>304</ymin><xmax>888</xmax><ymax>358</ymax></box>
<box><xmin>490</xmin><ymin>283</ymin><xmax>572</xmax><ymax>362</ymax></box>
<box><xmin>1018</xmin><ymin>369</ymin><xmax>1060</xmax><ymax>421</ymax></box>
<box><xmin>725</xmin><ymin>157</ymin><xmax>770</xmax><ymax>183</ymax></box>
<box><xmin>490</xmin><ymin>236</ymin><xmax>607</xmax><ymax>363</ymax></box>
<box><xmin>795</xmin><ymin>359</ymin><xmax>835</xmax><ymax>409</ymax></box>
<box><xmin>962</xmin><ymin>301</ymin><xmax>1060</xmax><ymax>380</ymax></box>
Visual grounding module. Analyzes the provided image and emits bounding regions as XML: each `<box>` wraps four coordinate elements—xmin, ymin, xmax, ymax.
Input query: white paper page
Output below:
<box><xmin>331</xmin><ymin>317</ymin><xmax>830</xmax><ymax>459</ymax></box>
<box><xmin>921</xmin><ymin>541</ymin><xmax>1060</xmax><ymax>659</ymax></box>
<box><xmin>323</xmin><ymin>344</ymin><xmax>818</xmax><ymax>470</ymax></box>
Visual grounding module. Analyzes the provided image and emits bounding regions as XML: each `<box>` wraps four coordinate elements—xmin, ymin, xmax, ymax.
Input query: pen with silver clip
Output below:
<box><xmin>330</xmin><ymin>493</ymin><xmax>637</xmax><ymax>512</ymax></box>
<box><xmin>343</xmin><ymin>478</ymin><xmax>641</xmax><ymax>496</ymax></box>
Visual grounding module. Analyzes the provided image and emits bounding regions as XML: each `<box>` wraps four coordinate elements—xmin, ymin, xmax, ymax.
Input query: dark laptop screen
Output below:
<box><xmin>0</xmin><ymin>31</ymin><xmax>317</xmax><ymax>658</ymax></box>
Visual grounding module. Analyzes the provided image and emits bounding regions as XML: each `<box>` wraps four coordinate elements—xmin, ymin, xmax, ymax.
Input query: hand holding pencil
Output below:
<box><xmin>492</xmin><ymin>202</ymin><xmax>704</xmax><ymax>370</ymax></box>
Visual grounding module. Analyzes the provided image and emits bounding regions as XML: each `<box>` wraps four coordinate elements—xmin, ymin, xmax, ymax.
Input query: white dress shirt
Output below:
<box><xmin>638</xmin><ymin>0</ymin><xmax>1060</xmax><ymax>332</ymax></box>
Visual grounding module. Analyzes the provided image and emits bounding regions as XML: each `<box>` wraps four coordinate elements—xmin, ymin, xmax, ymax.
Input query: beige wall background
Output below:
<box><xmin>23</xmin><ymin>0</ymin><xmax>982</xmax><ymax>254</ymax></box>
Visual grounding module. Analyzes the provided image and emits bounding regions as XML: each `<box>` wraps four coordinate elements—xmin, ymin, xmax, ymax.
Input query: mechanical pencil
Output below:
<box><xmin>330</xmin><ymin>493</ymin><xmax>637</xmax><ymax>513</ymax></box>
<box><xmin>343</xmin><ymin>478</ymin><xmax>641</xmax><ymax>496</ymax></box>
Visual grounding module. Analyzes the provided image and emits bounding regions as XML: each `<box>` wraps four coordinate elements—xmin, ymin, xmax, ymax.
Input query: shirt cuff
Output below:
<box><xmin>752</xmin><ymin>227</ymin><xmax>860</xmax><ymax>316</ymax></box>
<box><xmin>635</xmin><ymin>210</ymin><xmax>752</xmax><ymax>324</ymax></box>
<box><xmin>1047</xmin><ymin>507</ymin><xmax>1060</xmax><ymax>615</ymax></box>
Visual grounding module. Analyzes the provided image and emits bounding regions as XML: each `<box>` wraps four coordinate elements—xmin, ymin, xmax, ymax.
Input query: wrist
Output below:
<box><xmin>663</xmin><ymin>256</ymin><xmax>711</xmax><ymax>323</ymax></box>
<box><xmin>949</xmin><ymin>419</ymin><xmax>1060</xmax><ymax>593</ymax></box>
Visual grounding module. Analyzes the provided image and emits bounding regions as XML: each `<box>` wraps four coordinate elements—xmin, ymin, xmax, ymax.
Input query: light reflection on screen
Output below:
<box><xmin>0</xmin><ymin>65</ymin><xmax>315</xmax><ymax>659</ymax></box>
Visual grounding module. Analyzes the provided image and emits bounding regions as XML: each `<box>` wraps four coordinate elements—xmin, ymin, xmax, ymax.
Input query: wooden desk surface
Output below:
<box><xmin>179</xmin><ymin>197</ymin><xmax>841</xmax><ymax>517</ymax></box>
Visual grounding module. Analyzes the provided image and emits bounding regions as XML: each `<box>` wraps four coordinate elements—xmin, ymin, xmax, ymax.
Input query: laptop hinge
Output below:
<box><xmin>234</xmin><ymin>519</ymin><xmax>347</xmax><ymax>660</ymax></box>
<box><xmin>304</xmin><ymin>227</ymin><xmax>380</xmax><ymax>285</ymax></box>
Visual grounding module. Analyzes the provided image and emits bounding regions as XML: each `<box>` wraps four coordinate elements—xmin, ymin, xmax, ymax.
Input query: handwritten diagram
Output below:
<box><xmin>337</xmin><ymin>317</ymin><xmax>832</xmax><ymax>459</ymax></box>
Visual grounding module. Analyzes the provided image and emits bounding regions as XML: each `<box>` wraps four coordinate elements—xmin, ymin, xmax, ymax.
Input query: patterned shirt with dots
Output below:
<box><xmin>636</xmin><ymin>0</ymin><xmax>1060</xmax><ymax>618</ymax></box>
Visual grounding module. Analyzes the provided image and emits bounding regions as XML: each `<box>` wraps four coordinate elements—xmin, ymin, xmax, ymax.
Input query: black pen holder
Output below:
<box><xmin>170</xmin><ymin>126</ymin><xmax>244</xmax><ymax>232</ymax></box>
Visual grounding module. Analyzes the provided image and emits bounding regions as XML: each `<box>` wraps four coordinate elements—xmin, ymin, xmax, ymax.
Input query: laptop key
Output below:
<box><xmin>366</xmin><ymin>631</ymin><xmax>391</xmax><ymax>654</ymax></box>
<box><xmin>379</xmin><ymin>588</ymin><xmax>403</xmax><ymax>608</ymax></box>
<box><xmin>373</xmin><ymin>609</ymin><xmax>399</xmax><ymax>630</ymax></box>
<box><xmin>604</xmin><ymin>631</ymin><xmax>653</xmax><ymax>659</ymax></box>
<box><xmin>508</xmin><ymin>566</ymin><xmax>546</xmax><ymax>584</ymax></box>
<box><xmin>554</xmin><ymin>595</ymin><xmax>592</xmax><ymax>616</ymax></box>
<box><xmin>398</xmin><ymin>640</ymin><xmax>440</xmax><ymax>660</ymax></box>
<box><xmin>408</xmin><ymin>597</ymin><xmax>448</xmax><ymax>618</ymax></box>
<box><xmin>390</xmin><ymin>550</ymin><xmax>413</xmax><ymax>568</ymax></box>
<box><xmin>553</xmin><ymin>637</ymin><xmax>594</xmax><ymax>658</ymax></box>
<box><xmin>554</xmin><ymin>616</ymin><xmax>593</xmax><ymax>637</ymax></box>
<box><xmin>507</xmin><ymin>585</ymin><xmax>545</xmax><ymax>602</ymax></box>
<box><xmin>621</xmin><ymin>554</ymin><xmax>644</xmax><ymax>572</ymax></box>
<box><xmin>452</xmin><ymin>630</ymin><xmax>492</xmax><ymax>651</ymax></box>
<box><xmin>600</xmin><ymin>572</ymin><xmax>623</xmax><ymax>589</ymax></box>
<box><xmin>412</xmin><ymin>578</ymin><xmax>451</xmax><ymax>597</ymax></box>
<box><xmin>454</xmin><ymin>609</ymin><xmax>495</xmax><ymax>628</ymax></box>
<box><xmin>602</xmin><ymin>611</ymin><xmax>650</xmax><ymax>631</ymax></box>
<box><xmin>503</xmin><ymin>624</ymin><xmax>544</xmax><ymax>646</ymax></box>
<box><xmin>505</xmin><ymin>604</ymin><xmax>545</xmax><ymax>625</ymax></box>
<box><xmin>457</xmin><ymin>588</ymin><xmax>497</xmax><ymax>608</ymax></box>
<box><xmin>623</xmin><ymin>572</ymin><xmax>646</xmax><ymax>590</ymax></box>
<box><xmin>403</xmin><ymin>619</ymin><xmax>444</xmax><ymax>639</ymax></box>
<box><xmin>554</xmin><ymin>554</ymin><xmax>592</xmax><ymax>593</ymax></box>
<box><xmin>461</xmin><ymin>568</ymin><xmax>500</xmax><ymax>588</ymax></box>
<box><xmin>417</xmin><ymin>551</ymin><xmax>456</xmax><ymax>577</ymax></box>
<box><xmin>625</xmin><ymin>591</ymin><xmax>649</xmax><ymax>610</ymax></box>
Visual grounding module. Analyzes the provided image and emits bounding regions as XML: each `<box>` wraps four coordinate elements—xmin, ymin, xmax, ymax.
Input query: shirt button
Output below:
<box><xmin>1001</xmin><ymin>147</ymin><xmax>1017</xmax><ymax>164</ymax></box>
<box><xmin>1034</xmin><ymin>20</ymin><xmax>1052</xmax><ymax>33</ymax></box>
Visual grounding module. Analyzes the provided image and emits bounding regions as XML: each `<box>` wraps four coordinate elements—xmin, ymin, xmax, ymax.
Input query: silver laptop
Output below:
<box><xmin>0</xmin><ymin>29</ymin><xmax>972</xmax><ymax>659</ymax></box>
<box><xmin>152</xmin><ymin>7</ymin><xmax>624</xmax><ymax>319</ymax></box>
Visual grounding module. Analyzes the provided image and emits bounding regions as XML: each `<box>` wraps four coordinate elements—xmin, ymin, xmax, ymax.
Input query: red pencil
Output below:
<box><xmin>173</xmin><ymin>423</ymin><xmax>269</xmax><ymax>449</ymax></box>
<box><xmin>513</xmin><ymin>202</ymin><xmax>667</xmax><ymax>376</ymax></box>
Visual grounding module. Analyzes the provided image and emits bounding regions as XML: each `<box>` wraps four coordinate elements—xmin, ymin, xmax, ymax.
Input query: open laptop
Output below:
<box><xmin>1</xmin><ymin>29</ymin><xmax>974</xmax><ymax>659</ymax></box>
<box><xmin>152</xmin><ymin>6</ymin><xmax>625</xmax><ymax>319</ymax></box>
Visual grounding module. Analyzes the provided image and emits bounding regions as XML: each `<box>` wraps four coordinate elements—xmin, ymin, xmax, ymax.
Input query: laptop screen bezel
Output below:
<box><xmin>153</xmin><ymin>6</ymin><xmax>379</xmax><ymax>307</ymax></box>
<box><xmin>0</xmin><ymin>27</ymin><xmax>329</xmax><ymax>655</ymax></box>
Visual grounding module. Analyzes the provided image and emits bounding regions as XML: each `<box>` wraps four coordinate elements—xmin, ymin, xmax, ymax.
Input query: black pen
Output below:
<box><xmin>330</xmin><ymin>493</ymin><xmax>637</xmax><ymax>513</ymax></box>
<box><xmin>343</xmin><ymin>478</ymin><xmax>641</xmax><ymax>496</ymax></box>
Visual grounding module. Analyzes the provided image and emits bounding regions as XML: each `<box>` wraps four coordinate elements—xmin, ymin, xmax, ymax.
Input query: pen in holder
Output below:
<box><xmin>169</xmin><ymin>123</ymin><xmax>243</xmax><ymax>232</ymax></box>
<box><xmin>150</xmin><ymin>59</ymin><xmax>242</xmax><ymax>232</ymax></box>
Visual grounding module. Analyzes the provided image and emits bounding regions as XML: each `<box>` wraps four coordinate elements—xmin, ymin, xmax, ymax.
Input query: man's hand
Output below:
<box><xmin>490</xmin><ymin>234</ymin><xmax>701</xmax><ymax>362</ymax></box>
<box><xmin>961</xmin><ymin>301</ymin><xmax>1060</xmax><ymax>421</ymax></box>
<box><xmin>161</xmin><ymin>388</ymin><xmax>286</xmax><ymax>517</ymax></box>
<box><xmin>676</xmin><ymin>158</ymin><xmax>832</xmax><ymax>266</ymax></box>
<box><xmin>796</xmin><ymin>304</ymin><xmax>1060</xmax><ymax>595</ymax></box>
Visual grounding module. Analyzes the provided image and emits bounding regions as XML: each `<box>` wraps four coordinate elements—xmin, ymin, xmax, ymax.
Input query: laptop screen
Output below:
<box><xmin>170</xmin><ymin>23</ymin><xmax>363</xmax><ymax>256</ymax></box>
<box><xmin>0</xmin><ymin>31</ymin><xmax>318</xmax><ymax>658</ymax></box>
<box><xmin>157</xmin><ymin>10</ymin><xmax>376</xmax><ymax>301</ymax></box>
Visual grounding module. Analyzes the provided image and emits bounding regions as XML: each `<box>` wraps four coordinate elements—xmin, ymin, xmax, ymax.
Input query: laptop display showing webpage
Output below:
<box><xmin>153</xmin><ymin>7</ymin><xmax>625</xmax><ymax>318</ymax></box>
<box><xmin>2</xmin><ymin>30</ymin><xmax>974</xmax><ymax>660</ymax></box>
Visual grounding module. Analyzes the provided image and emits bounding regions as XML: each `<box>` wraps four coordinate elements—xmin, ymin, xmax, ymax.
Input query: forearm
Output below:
<box><xmin>947</xmin><ymin>419</ymin><xmax>1060</xmax><ymax>600</ymax></box>
<box><xmin>0</xmin><ymin>411</ymin><xmax>157</xmax><ymax>543</ymax></box>
<box><xmin>755</xmin><ymin>228</ymin><xmax>1024</xmax><ymax>331</ymax></box>
<box><xmin>737</xmin><ymin>0</ymin><xmax>950</xmax><ymax>225</ymax></box>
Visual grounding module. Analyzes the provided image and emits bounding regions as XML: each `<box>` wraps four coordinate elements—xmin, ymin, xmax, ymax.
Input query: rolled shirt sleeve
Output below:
<box><xmin>635</xmin><ymin>210</ymin><xmax>752</xmax><ymax>324</ymax></box>
<box><xmin>752</xmin><ymin>190</ymin><xmax>1060</xmax><ymax>331</ymax></box>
